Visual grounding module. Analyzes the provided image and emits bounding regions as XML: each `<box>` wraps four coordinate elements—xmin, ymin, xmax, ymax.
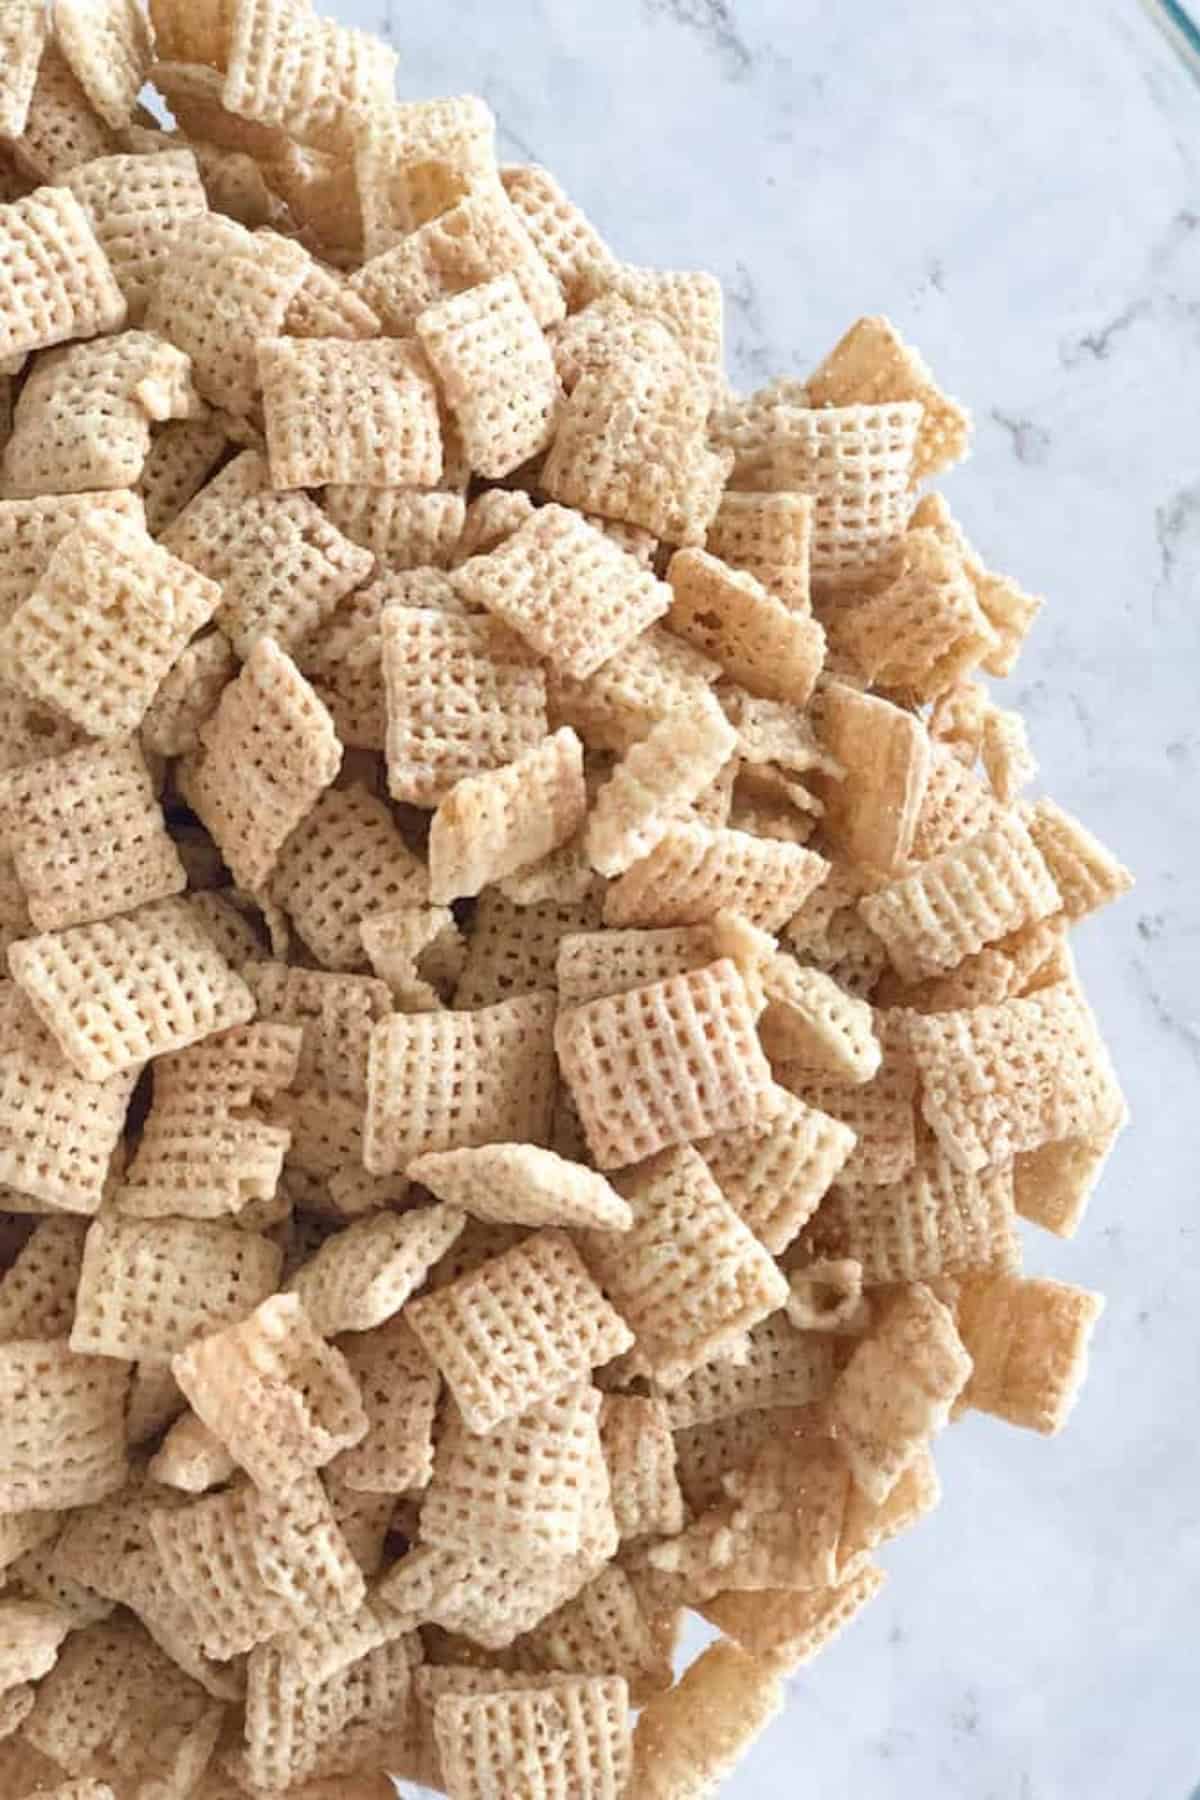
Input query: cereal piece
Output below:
<box><xmin>0</xmin><ymin>511</ymin><xmax>219</xmax><ymax>740</ymax></box>
<box><xmin>631</xmin><ymin>1639</ymin><xmax>783</xmax><ymax>1800</ymax></box>
<box><xmin>271</xmin><ymin>783</ymin><xmax>427</xmax><ymax>970</ymax></box>
<box><xmin>283</xmin><ymin>253</ymin><xmax>380</xmax><ymax>339</ymax></box>
<box><xmin>979</xmin><ymin>704</ymin><xmax>1036</xmax><ymax>803</ymax></box>
<box><xmin>160</xmin><ymin>445</ymin><xmax>271</xmax><ymax>558</ymax></box>
<box><xmin>222</xmin><ymin>0</ymin><xmax>396</xmax><ymax>156</ymax></box>
<box><xmin>433</xmin><ymin>1673</ymin><xmax>631</xmax><ymax>1800</ymax></box>
<box><xmin>239</xmin><ymin>1628</ymin><xmax>415</xmax><ymax>1793</ymax></box>
<box><xmin>406</xmin><ymin>1230</ymin><xmax>633</xmax><ymax>1434</ymax></box>
<box><xmin>784</xmin><ymin>1257</ymin><xmax>870</xmax><ymax>1333</ymax></box>
<box><xmin>264</xmin><ymin>134</ymin><xmax>364</xmax><ymax>265</ymax></box>
<box><xmin>424</xmin><ymin>1383</ymin><xmax>605</xmax><ymax>1561</ymax></box>
<box><xmin>54</xmin><ymin>0</ymin><xmax>152</xmax><ymax>129</ymax></box>
<box><xmin>428</xmin><ymin>728</ymin><xmax>586</xmax><ymax>904</ymax></box>
<box><xmin>150</xmin><ymin>58</ymin><xmax>293</xmax><ymax>158</ymax></box>
<box><xmin>806</xmin><ymin>315</ymin><xmax>971</xmax><ymax>480</ymax></box>
<box><xmin>416</xmin><ymin>275</ymin><xmax>561</xmax><ymax>479</ymax></box>
<box><xmin>549</xmin><ymin>294</ymin><xmax>689</xmax><ymax>394</ymax></box>
<box><xmin>140</xmin><ymin>631</ymin><xmax>235</xmax><ymax>760</ymax></box>
<box><xmin>797</xmin><ymin>1154</ymin><xmax>1019</xmax><ymax>1287</ymax></box>
<box><xmin>70</xmin><ymin>1215</ymin><xmax>280</xmax><ymax>1361</ymax></box>
<box><xmin>6</xmin><ymin>47</ymin><xmax>118</xmax><ymax>185</ymax></box>
<box><xmin>0</xmin><ymin>1679</ymin><xmax>35</xmax><ymax>1740</ymax></box>
<box><xmin>146</xmin><ymin>214</ymin><xmax>310</xmax><ymax>416</ymax></box>
<box><xmin>541</xmin><ymin>353</ymin><xmax>731</xmax><ymax>547</ymax></box>
<box><xmin>929</xmin><ymin>679</ymin><xmax>987</xmax><ymax>764</ymax></box>
<box><xmin>906</xmin><ymin>985</ymin><xmax>1126</xmax><ymax>1173</ymax></box>
<box><xmin>0</xmin><ymin>1</ymin><xmax>46</xmax><ymax>140</ymax></box>
<box><xmin>452</xmin><ymin>504</ymin><xmax>670</xmax><ymax>680</ymax></box>
<box><xmin>666</xmin><ymin>548</ymin><xmax>826</xmax><ymax>707</ymax></box>
<box><xmin>136</xmin><ymin>418</ymin><xmax>229</xmax><ymax>540</ymax></box>
<box><xmin>557</xmin><ymin>959</ymin><xmax>776</xmax><ymax>1169</ymax></box>
<box><xmin>455</xmin><ymin>489</ymin><xmax>539</xmax><ymax>564</ymax></box>
<box><xmin>148</xmin><ymin>1410</ymin><xmax>237</xmax><ymax>1493</ymax></box>
<box><xmin>814</xmin><ymin>682</ymin><xmax>931</xmax><ymax>871</ymax></box>
<box><xmin>352</xmin><ymin>181</ymin><xmax>564</xmax><ymax>334</ymax></box>
<box><xmin>259</xmin><ymin>335</ymin><xmax>443</xmax><ymax>488</ymax></box>
<box><xmin>585</xmin><ymin>698</ymin><xmax>736</xmax><ymax>878</ymax></box>
<box><xmin>172</xmin><ymin>1292</ymin><xmax>366</xmax><ymax>1487</ymax></box>
<box><xmin>0</xmin><ymin>1338</ymin><xmax>128</xmax><ymax>1509</ymax></box>
<box><xmin>454</xmin><ymin>884</ymin><xmax>603</xmax><ymax>1009</ymax></box>
<box><xmin>598</xmin><ymin>1395</ymin><xmax>685</xmax><ymax>1542</ymax></box>
<box><xmin>834</xmin><ymin>528</ymin><xmax>998</xmax><ymax>697</ymax></box>
<box><xmin>860</xmin><ymin>811</ymin><xmax>1060</xmax><ymax>984</ymax></box>
<box><xmin>910</xmin><ymin>746</ymin><xmax>1002</xmax><ymax>863</ymax></box>
<box><xmin>910</xmin><ymin>491</ymin><xmax>1044</xmax><ymax>678</ymax></box>
<box><xmin>659</xmin><ymin>1313</ymin><xmax>834</xmax><ymax>1434</ymax></box>
<box><xmin>355</xmin><ymin>95</ymin><xmax>497</xmax><ymax>254</ymax></box>
<box><xmin>695</xmin><ymin>1088</ymin><xmax>856</xmax><ymax>1256</ymax></box>
<box><xmin>381</xmin><ymin>606</ymin><xmax>548</xmax><ymax>807</ymax></box>
<box><xmin>248</xmin><ymin>963</ymin><xmax>390</xmax><ymax>1099</ymax></box>
<box><xmin>779</xmin><ymin>1028</ymin><xmax>917</xmax><ymax>1188</ymax></box>
<box><xmin>506</xmin><ymin>1565</ymin><xmax>677</xmax><ymax>1707</ymax></box>
<box><xmin>547</xmin><ymin>624</ymin><xmax>720</xmax><ymax>754</ymax></box>
<box><xmin>0</xmin><ymin>992</ymin><xmax>134</xmax><ymax>1214</ymax></box>
<box><xmin>358</xmin><ymin>903</ymin><xmax>463</xmax><ymax>1010</ymax></box>
<box><xmin>0</xmin><ymin>1217</ymin><xmax>87</xmax><ymax>1340</ymax></box>
<box><xmin>831</xmin><ymin>1284</ymin><xmax>971</xmax><ymax>1501</ymax></box>
<box><xmin>411</xmin><ymin>1144</ymin><xmax>632</xmax><ymax>1232</ymax></box>
<box><xmin>603</xmin><ymin>822</ymin><xmax>828</xmax><ymax>932</ymax></box>
<box><xmin>330</xmin><ymin>1315</ymin><xmax>440</xmax><ymax>1493</ymax></box>
<box><xmin>288</xmin><ymin>1205</ymin><xmax>465</xmax><ymax>1335</ymax></box>
<box><xmin>555</xmin><ymin>924</ymin><xmax>714</xmax><ymax>1007</ymax></box>
<box><xmin>1012</xmin><ymin>1120</ymin><xmax>1123</xmax><ymax>1239</ymax></box>
<box><xmin>707</xmin><ymin>490</ymin><xmax>815</xmax><ymax>609</ymax></box>
<box><xmin>323</xmin><ymin>485</ymin><xmax>466</xmax><ymax>568</ymax></box>
<box><xmin>0</xmin><ymin>738</ymin><xmax>184</xmax><ymax>932</ymax></box>
<box><xmin>956</xmin><ymin>1271</ymin><xmax>1105</xmax><ymax>1433</ymax></box>
<box><xmin>501</xmin><ymin>162</ymin><xmax>619</xmax><ymax>310</ymax></box>
<box><xmin>10</xmin><ymin>895</ymin><xmax>254</xmax><ymax>1081</ymax></box>
<box><xmin>150</xmin><ymin>1473</ymin><xmax>365</xmax><ymax>1659</ymax></box>
<box><xmin>182</xmin><ymin>637</ymin><xmax>342</xmax><ymax>893</ymax></box>
<box><xmin>579</xmin><ymin>261</ymin><xmax>723</xmax><ymax>391</ymax></box>
<box><xmin>0</xmin><ymin>490</ymin><xmax>142</xmax><ymax>627</ymax></box>
<box><xmin>700</xmin><ymin>1559</ymin><xmax>885</xmax><ymax>1671</ymax></box>
<box><xmin>1021</xmin><ymin>796</ymin><xmax>1134</xmax><ymax>922</ymax></box>
<box><xmin>758</xmin><ymin>959</ymin><xmax>882</xmax><ymax>1080</ymax></box>
<box><xmin>0</xmin><ymin>1596</ymin><xmax>73</xmax><ymax>1689</ymax></box>
<box><xmin>380</xmin><ymin>1534</ymin><xmax>607</xmax><ymax>1652</ymax></box>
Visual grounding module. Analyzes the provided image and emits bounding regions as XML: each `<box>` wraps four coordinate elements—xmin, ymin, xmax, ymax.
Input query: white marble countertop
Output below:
<box><xmin>329</xmin><ymin>2</ymin><xmax>1200</xmax><ymax>1793</ymax></box>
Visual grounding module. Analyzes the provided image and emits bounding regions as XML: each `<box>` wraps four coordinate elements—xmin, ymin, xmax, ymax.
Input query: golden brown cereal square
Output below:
<box><xmin>359</xmin><ymin>901</ymin><xmax>465</xmax><ymax>1009</ymax></box>
<box><xmin>0</xmin><ymin>1216</ymin><xmax>87</xmax><ymax>1341</ymax></box>
<box><xmin>547</xmin><ymin>623</ymin><xmax>720</xmax><ymax>754</ymax></box>
<box><xmin>1021</xmin><ymin>796</ymin><xmax>1134</xmax><ymax>921</ymax></box>
<box><xmin>833</xmin><ymin>527</ymin><xmax>998</xmax><ymax>697</ymax></box>
<box><xmin>259</xmin><ymin>335</ymin><xmax>444</xmax><ymax>488</ymax></box>
<box><xmin>55</xmin><ymin>0</ymin><xmax>152</xmax><ymax>129</ymax></box>
<box><xmin>700</xmin><ymin>1560</ymin><xmax>886</xmax><ymax>1673</ymax></box>
<box><xmin>814</xmin><ymin>681</ymin><xmax>932</xmax><ymax>871</ymax></box>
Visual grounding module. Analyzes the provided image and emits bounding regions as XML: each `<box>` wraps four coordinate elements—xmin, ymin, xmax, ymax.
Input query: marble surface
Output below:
<box><xmin>332</xmin><ymin>2</ymin><xmax>1200</xmax><ymax>1794</ymax></box>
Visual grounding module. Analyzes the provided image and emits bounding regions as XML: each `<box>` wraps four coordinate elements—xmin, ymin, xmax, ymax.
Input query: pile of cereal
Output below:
<box><xmin>0</xmin><ymin>2</ymin><xmax>1133</xmax><ymax>1796</ymax></box>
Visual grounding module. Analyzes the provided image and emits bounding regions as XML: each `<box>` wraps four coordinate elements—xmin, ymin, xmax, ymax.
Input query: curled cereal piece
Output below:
<box><xmin>411</xmin><ymin>1143</ymin><xmax>631</xmax><ymax>1232</ymax></box>
<box><xmin>980</xmin><ymin>703</ymin><xmax>1037</xmax><ymax>802</ymax></box>
<box><xmin>0</xmin><ymin>188</ymin><xmax>125</xmax><ymax>364</ymax></box>
<box><xmin>147</xmin><ymin>1410</ymin><xmax>237</xmax><ymax>1495</ymax></box>
<box><xmin>831</xmin><ymin>1284</ymin><xmax>972</xmax><ymax>1502</ymax></box>
<box><xmin>956</xmin><ymin>1271</ymin><xmax>1105</xmax><ymax>1433</ymax></box>
<box><xmin>631</xmin><ymin>1639</ymin><xmax>784</xmax><ymax>1800</ymax></box>
<box><xmin>417</xmin><ymin>274</ymin><xmax>562</xmax><ymax>479</ymax></box>
<box><xmin>428</xmin><ymin>727</ymin><xmax>587</xmax><ymax>904</ymax></box>
<box><xmin>287</xmin><ymin>1205</ymin><xmax>466</xmax><ymax>1335</ymax></box>
<box><xmin>433</xmin><ymin>1674</ymin><xmax>632</xmax><ymax>1800</ymax></box>
<box><xmin>586</xmin><ymin>698</ymin><xmax>737</xmax><ymax>879</ymax></box>
<box><xmin>259</xmin><ymin>335</ymin><xmax>444</xmax><ymax>488</ymax></box>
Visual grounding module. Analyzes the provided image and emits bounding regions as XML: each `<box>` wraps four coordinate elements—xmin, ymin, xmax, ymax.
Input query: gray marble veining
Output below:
<box><xmin>330</xmin><ymin>1</ymin><xmax>1200</xmax><ymax>1792</ymax></box>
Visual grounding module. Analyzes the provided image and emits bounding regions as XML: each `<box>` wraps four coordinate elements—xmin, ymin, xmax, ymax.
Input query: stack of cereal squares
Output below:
<box><xmin>0</xmin><ymin>2</ymin><xmax>1132</xmax><ymax>1796</ymax></box>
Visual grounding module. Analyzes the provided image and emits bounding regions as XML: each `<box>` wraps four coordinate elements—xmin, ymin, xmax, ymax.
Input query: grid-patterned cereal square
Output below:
<box><xmin>0</xmin><ymin>187</ymin><xmax>125</xmax><ymax>363</ymax></box>
<box><xmin>833</xmin><ymin>527</ymin><xmax>998</xmax><ymax>698</ymax></box>
<box><xmin>805</xmin><ymin>314</ymin><xmax>972</xmax><ymax>482</ymax></box>
<box><xmin>247</xmin><ymin>962</ymin><xmax>390</xmax><ymax>1098</ymax></box>
<box><xmin>0</xmin><ymin>0</ymin><xmax>46</xmax><ymax>140</ymax></box>
<box><xmin>455</xmin><ymin>884</ymin><xmax>603</xmax><ymax>1009</ymax></box>
<box><xmin>581</xmin><ymin>261</ymin><xmax>724</xmax><ymax>397</ymax></box>
<box><xmin>271</xmin><ymin>782</ymin><xmax>428</xmax><ymax>971</ymax></box>
<box><xmin>54</xmin><ymin>0</ymin><xmax>152</xmax><ymax>128</ymax></box>
<box><xmin>547</xmin><ymin>625</ymin><xmax>720</xmax><ymax>754</ymax></box>
<box><xmin>355</xmin><ymin>95</ymin><xmax>497</xmax><ymax>255</ymax></box>
<box><xmin>0</xmin><ymin>1338</ymin><xmax>128</xmax><ymax>1510</ymax></box>
<box><xmin>0</xmin><ymin>490</ymin><xmax>143</xmax><ymax>629</ymax></box>
<box><xmin>323</xmin><ymin>485</ymin><xmax>466</xmax><ymax>569</ymax></box>
<box><xmin>433</xmin><ymin>1674</ymin><xmax>631</xmax><ymax>1800</ymax></box>
<box><xmin>428</xmin><ymin>728</ymin><xmax>587</xmax><ymax>904</ymax></box>
<box><xmin>259</xmin><ymin>336</ymin><xmax>443</xmax><ymax>489</ymax></box>
<box><xmin>62</xmin><ymin>149</ymin><xmax>209</xmax><ymax>320</ymax></box>
<box><xmin>7</xmin><ymin>44</ymin><xmax>119</xmax><ymax>185</ymax></box>
<box><xmin>416</xmin><ymin>275</ymin><xmax>561</xmax><ymax>479</ymax></box>
<box><xmin>602</xmin><ymin>822</ymin><xmax>828</xmax><ymax>932</ymax></box>
<box><xmin>666</xmin><ymin>547</ymin><xmax>826</xmax><ymax>707</ymax></box>
<box><xmin>501</xmin><ymin>162</ymin><xmax>619</xmax><ymax>311</ymax></box>
<box><xmin>223</xmin><ymin>0</ymin><xmax>397</xmax><ymax>157</ymax></box>
<box><xmin>696</xmin><ymin>1087</ymin><xmax>857</xmax><ymax>1255</ymax></box>
<box><xmin>287</xmin><ymin>1205</ymin><xmax>465</xmax><ymax>1335</ymax></box>
<box><xmin>331</xmin><ymin>1315</ymin><xmax>440</xmax><ymax>1494</ymax></box>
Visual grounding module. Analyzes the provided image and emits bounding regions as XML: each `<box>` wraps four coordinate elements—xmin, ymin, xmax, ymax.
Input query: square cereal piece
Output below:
<box><xmin>247</xmin><ymin>962</ymin><xmax>391</xmax><ymax>1098</ymax></box>
<box><xmin>0</xmin><ymin>0</ymin><xmax>47</xmax><ymax>140</ymax></box>
<box><xmin>501</xmin><ymin>162</ymin><xmax>619</xmax><ymax>311</ymax></box>
<box><xmin>599</xmin><ymin>1394</ymin><xmax>685</xmax><ymax>1542</ymax></box>
<box><xmin>428</xmin><ymin>727</ymin><xmax>587</xmax><ymax>904</ymax></box>
<box><xmin>354</xmin><ymin>95</ymin><xmax>497</xmax><ymax>255</ymax></box>
<box><xmin>284</xmin><ymin>253</ymin><xmax>380</xmax><ymax>338</ymax></box>
<box><xmin>173</xmin><ymin>1292</ymin><xmax>367</xmax><ymax>1487</ymax></box>
<box><xmin>0</xmin><ymin>187</ymin><xmax>125</xmax><ymax>363</ymax></box>
<box><xmin>9</xmin><ymin>895</ymin><xmax>255</xmax><ymax>1081</ymax></box>
<box><xmin>351</xmin><ymin>181</ymin><xmax>565</xmax><ymax>334</ymax></box>
<box><xmin>602</xmin><ymin>822</ymin><xmax>828</xmax><ymax>932</ymax></box>
<box><xmin>0</xmin><ymin>737</ymin><xmax>185</xmax><ymax>931</ymax></box>
<box><xmin>832</xmin><ymin>528</ymin><xmax>998</xmax><ymax>698</ymax></box>
<box><xmin>1021</xmin><ymin>796</ymin><xmax>1134</xmax><ymax>922</ymax></box>
<box><xmin>416</xmin><ymin>275</ymin><xmax>561</xmax><ymax>479</ymax></box>
<box><xmin>541</xmin><ymin>353</ymin><xmax>731</xmax><ymax>547</ymax></box>
<box><xmin>555</xmin><ymin>924</ymin><xmax>716</xmax><ymax>1007</ymax></box>
<box><xmin>555</xmin><ymin>959</ymin><xmax>777</xmax><ymax>1170</ymax></box>
<box><xmin>910</xmin><ymin>492</ymin><xmax>1043</xmax><ymax>678</ymax></box>
<box><xmin>0</xmin><ymin>511</ymin><xmax>220</xmax><ymax>740</ymax></box>
<box><xmin>287</xmin><ymin>1205</ymin><xmax>465</xmax><ymax>1335</ymax></box>
<box><xmin>547</xmin><ymin>624</ymin><xmax>720</xmax><ymax>754</ymax></box>
<box><xmin>706</xmin><ymin>490</ymin><xmax>814</xmax><ymax>610</ymax></box>
<box><xmin>906</xmin><ymin>984</ymin><xmax>1126</xmax><ymax>1174</ymax></box>
<box><xmin>0</xmin><ymin>1338</ymin><xmax>128</xmax><ymax>1510</ymax></box>
<box><xmin>149</xmin><ymin>1473</ymin><xmax>365</xmax><ymax>1660</ymax></box>
<box><xmin>323</xmin><ymin>485</ymin><xmax>466</xmax><ymax>568</ymax></box>
<box><xmin>0</xmin><ymin>1216</ymin><xmax>88</xmax><ymax>1340</ymax></box>
<box><xmin>239</xmin><ymin>1629</ymin><xmax>416</xmax><ymax>1794</ymax></box>
<box><xmin>137</xmin><ymin>417</ymin><xmax>230</xmax><ymax>538</ymax></box>
<box><xmin>271</xmin><ymin>782</ymin><xmax>428</xmax><ymax>970</ymax></box>
<box><xmin>159</xmin><ymin>445</ymin><xmax>271</xmax><ymax>561</ymax></box>
<box><xmin>695</xmin><ymin>1087</ymin><xmax>857</xmax><ymax>1255</ymax></box>
<box><xmin>660</xmin><ymin>1311</ymin><xmax>835</xmax><ymax>1432</ymax></box>
<box><xmin>62</xmin><ymin>149</ymin><xmax>210</xmax><ymax>321</ymax></box>
<box><xmin>422</xmin><ymin>1383</ymin><xmax>605</xmax><ymax>1561</ymax></box>
<box><xmin>757</xmin><ymin>960</ymin><xmax>881</xmax><ymax>1080</ymax></box>
<box><xmin>549</xmin><ymin>294</ymin><xmax>690</xmax><ymax>395</ymax></box>
<box><xmin>7</xmin><ymin>44</ymin><xmax>118</xmax><ymax>185</ymax></box>
<box><xmin>330</xmin><ymin>1315</ymin><xmax>440</xmax><ymax>1494</ymax></box>
<box><xmin>54</xmin><ymin>0</ymin><xmax>152</xmax><ymax>129</ymax></box>
<box><xmin>588</xmin><ymin>1146</ymin><xmax>789</xmax><ymax>1387</ymax></box>
<box><xmin>70</xmin><ymin>1215</ymin><xmax>282</xmax><ymax>1361</ymax></box>
<box><xmin>452</xmin><ymin>504</ymin><xmax>670</xmax><ymax>680</ymax></box>
<box><xmin>860</xmin><ymin>811</ymin><xmax>1060</xmax><ymax>984</ymax></box>
<box><xmin>830</xmin><ymin>1284</ymin><xmax>971</xmax><ymax>1502</ymax></box>
<box><xmin>666</xmin><ymin>547</ymin><xmax>826</xmax><ymax>706</ymax></box>
<box><xmin>778</xmin><ymin>1023</ymin><xmax>918</xmax><ymax>1188</ymax></box>
<box><xmin>455</xmin><ymin>884</ymin><xmax>604</xmax><ymax>1010</ymax></box>
<box><xmin>381</xmin><ymin>606</ymin><xmax>548</xmax><ymax>807</ymax></box>
<box><xmin>405</xmin><ymin>1230</ymin><xmax>633</xmax><ymax>1434</ymax></box>
<box><xmin>359</xmin><ymin>902</ymin><xmax>465</xmax><ymax>1009</ymax></box>
<box><xmin>181</xmin><ymin>636</ymin><xmax>343</xmax><ymax>894</ymax></box>
<box><xmin>500</xmin><ymin>1564</ymin><xmax>677</xmax><ymax>1706</ymax></box>
<box><xmin>1</xmin><ymin>329</ymin><xmax>197</xmax><ymax>498</ymax></box>
<box><xmin>453</xmin><ymin>487</ymin><xmax>538</xmax><ymax>564</ymax></box>
<box><xmin>146</xmin><ymin>214</ymin><xmax>310</xmax><ymax>416</ymax></box>
<box><xmin>580</xmin><ymin>261</ymin><xmax>724</xmax><ymax>397</ymax></box>
<box><xmin>0</xmin><ymin>989</ymin><xmax>136</xmax><ymax>1215</ymax></box>
<box><xmin>956</xmin><ymin>1271</ymin><xmax>1104</xmax><ymax>1434</ymax></box>
<box><xmin>410</xmin><ymin>1143</ymin><xmax>632</xmax><ymax>1232</ymax></box>
<box><xmin>364</xmin><ymin>990</ymin><xmax>557</xmax><ymax>1174</ymax></box>
<box><xmin>223</xmin><ymin>0</ymin><xmax>397</xmax><ymax>157</ymax></box>
<box><xmin>806</xmin><ymin>314</ymin><xmax>971</xmax><ymax>482</ymax></box>
<box><xmin>700</xmin><ymin>1560</ymin><xmax>886</xmax><ymax>1673</ymax></box>
<box><xmin>433</xmin><ymin>1674</ymin><xmax>631</xmax><ymax>1800</ymax></box>
<box><xmin>796</xmin><ymin>1153</ymin><xmax>1019</xmax><ymax>1287</ymax></box>
<box><xmin>1012</xmin><ymin>1122</ymin><xmax>1123</xmax><ymax>1240</ymax></box>
<box><xmin>814</xmin><ymin>682</ymin><xmax>931</xmax><ymax>872</ymax></box>
<box><xmin>140</xmin><ymin>631</ymin><xmax>236</xmax><ymax>758</ymax></box>
<box><xmin>631</xmin><ymin>1639</ymin><xmax>783</xmax><ymax>1800</ymax></box>
<box><xmin>0</xmin><ymin>490</ymin><xmax>142</xmax><ymax>629</ymax></box>
<box><xmin>259</xmin><ymin>336</ymin><xmax>443</xmax><ymax>488</ymax></box>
